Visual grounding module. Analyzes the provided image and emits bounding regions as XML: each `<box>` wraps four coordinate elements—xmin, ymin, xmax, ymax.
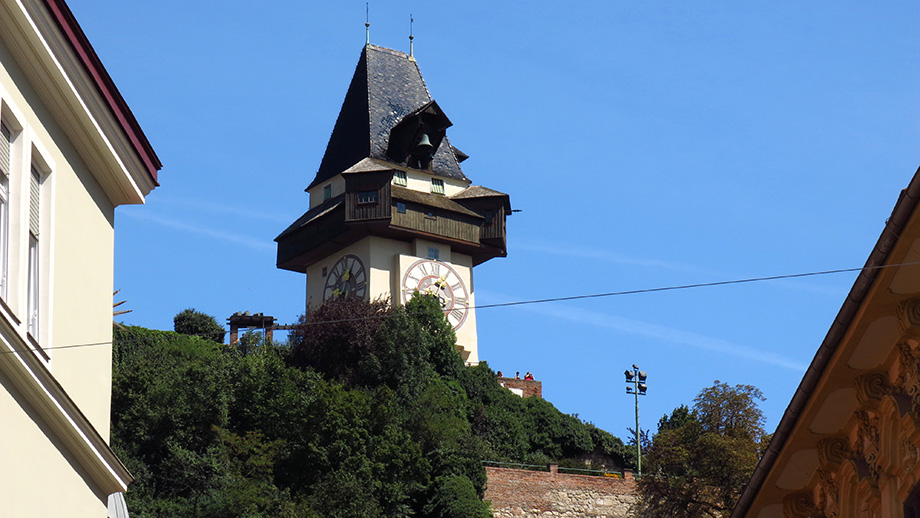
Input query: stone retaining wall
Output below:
<box><xmin>485</xmin><ymin>465</ymin><xmax>637</xmax><ymax>517</ymax></box>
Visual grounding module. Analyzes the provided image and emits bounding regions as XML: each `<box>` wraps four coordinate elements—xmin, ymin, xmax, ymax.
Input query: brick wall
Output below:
<box><xmin>498</xmin><ymin>377</ymin><xmax>542</xmax><ymax>398</ymax></box>
<box><xmin>485</xmin><ymin>465</ymin><xmax>637</xmax><ymax>518</ymax></box>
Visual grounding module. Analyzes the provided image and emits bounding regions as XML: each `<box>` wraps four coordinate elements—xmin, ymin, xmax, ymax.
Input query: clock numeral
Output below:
<box><xmin>450</xmin><ymin>308</ymin><xmax>464</xmax><ymax>321</ymax></box>
<box><xmin>454</xmin><ymin>297</ymin><xmax>467</xmax><ymax>308</ymax></box>
<box><xmin>431</xmin><ymin>263</ymin><xmax>440</xmax><ymax>276</ymax></box>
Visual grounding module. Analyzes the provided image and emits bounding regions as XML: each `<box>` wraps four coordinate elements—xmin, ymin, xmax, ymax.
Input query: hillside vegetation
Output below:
<box><xmin>112</xmin><ymin>296</ymin><xmax>633</xmax><ymax>518</ymax></box>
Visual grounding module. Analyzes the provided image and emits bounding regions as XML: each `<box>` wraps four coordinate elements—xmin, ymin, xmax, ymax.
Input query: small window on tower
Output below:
<box><xmin>484</xmin><ymin>210</ymin><xmax>494</xmax><ymax>227</ymax></box>
<box><xmin>396</xmin><ymin>201</ymin><xmax>407</xmax><ymax>214</ymax></box>
<box><xmin>357</xmin><ymin>190</ymin><xmax>378</xmax><ymax>204</ymax></box>
<box><xmin>393</xmin><ymin>170</ymin><xmax>407</xmax><ymax>186</ymax></box>
<box><xmin>431</xmin><ymin>178</ymin><xmax>445</xmax><ymax>195</ymax></box>
<box><xmin>428</xmin><ymin>247</ymin><xmax>439</xmax><ymax>260</ymax></box>
<box><xmin>323</xmin><ymin>184</ymin><xmax>332</xmax><ymax>201</ymax></box>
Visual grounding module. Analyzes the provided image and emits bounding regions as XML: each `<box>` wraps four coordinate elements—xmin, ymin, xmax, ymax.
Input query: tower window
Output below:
<box><xmin>323</xmin><ymin>184</ymin><xmax>332</xmax><ymax>201</ymax></box>
<box><xmin>396</xmin><ymin>201</ymin><xmax>407</xmax><ymax>214</ymax></box>
<box><xmin>393</xmin><ymin>170</ymin><xmax>407</xmax><ymax>186</ymax></box>
<box><xmin>357</xmin><ymin>190</ymin><xmax>378</xmax><ymax>204</ymax></box>
<box><xmin>431</xmin><ymin>178</ymin><xmax>445</xmax><ymax>195</ymax></box>
<box><xmin>484</xmin><ymin>210</ymin><xmax>495</xmax><ymax>227</ymax></box>
<box><xmin>428</xmin><ymin>247</ymin><xmax>439</xmax><ymax>260</ymax></box>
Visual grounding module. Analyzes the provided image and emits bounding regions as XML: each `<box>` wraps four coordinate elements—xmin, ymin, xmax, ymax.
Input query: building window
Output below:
<box><xmin>357</xmin><ymin>190</ymin><xmax>378</xmax><ymax>204</ymax></box>
<box><xmin>0</xmin><ymin>121</ymin><xmax>11</xmax><ymax>301</ymax></box>
<box><xmin>393</xmin><ymin>170</ymin><xmax>407</xmax><ymax>186</ymax></box>
<box><xmin>27</xmin><ymin>166</ymin><xmax>40</xmax><ymax>341</ymax></box>
<box><xmin>323</xmin><ymin>184</ymin><xmax>332</xmax><ymax>201</ymax></box>
<box><xmin>484</xmin><ymin>210</ymin><xmax>495</xmax><ymax>227</ymax></box>
<box><xmin>425</xmin><ymin>209</ymin><xmax>436</xmax><ymax>219</ymax></box>
<box><xmin>431</xmin><ymin>178</ymin><xmax>445</xmax><ymax>195</ymax></box>
<box><xmin>428</xmin><ymin>247</ymin><xmax>439</xmax><ymax>260</ymax></box>
<box><xmin>396</xmin><ymin>201</ymin><xmax>406</xmax><ymax>214</ymax></box>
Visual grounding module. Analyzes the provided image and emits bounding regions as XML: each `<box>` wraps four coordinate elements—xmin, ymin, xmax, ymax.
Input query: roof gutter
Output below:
<box><xmin>732</xmin><ymin>165</ymin><xmax>920</xmax><ymax>518</ymax></box>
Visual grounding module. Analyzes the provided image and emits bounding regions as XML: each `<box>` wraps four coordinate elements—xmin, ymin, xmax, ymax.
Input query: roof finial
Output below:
<box><xmin>365</xmin><ymin>3</ymin><xmax>370</xmax><ymax>45</ymax></box>
<box><xmin>408</xmin><ymin>14</ymin><xmax>415</xmax><ymax>61</ymax></box>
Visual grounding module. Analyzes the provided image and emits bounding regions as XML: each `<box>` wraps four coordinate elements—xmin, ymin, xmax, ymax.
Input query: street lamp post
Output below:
<box><xmin>625</xmin><ymin>364</ymin><xmax>647</xmax><ymax>477</ymax></box>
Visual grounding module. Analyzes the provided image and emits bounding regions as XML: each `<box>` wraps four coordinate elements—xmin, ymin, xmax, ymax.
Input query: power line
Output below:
<box><xmin>296</xmin><ymin>261</ymin><xmax>917</xmax><ymax>326</ymax></box>
<box><xmin>2</xmin><ymin>260</ymin><xmax>915</xmax><ymax>354</ymax></box>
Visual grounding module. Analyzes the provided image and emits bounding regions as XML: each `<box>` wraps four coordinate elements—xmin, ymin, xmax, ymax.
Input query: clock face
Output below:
<box><xmin>401</xmin><ymin>259</ymin><xmax>469</xmax><ymax>329</ymax></box>
<box><xmin>323</xmin><ymin>254</ymin><xmax>367</xmax><ymax>301</ymax></box>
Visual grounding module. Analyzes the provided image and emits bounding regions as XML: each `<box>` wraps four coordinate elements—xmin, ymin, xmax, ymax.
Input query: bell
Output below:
<box><xmin>415</xmin><ymin>133</ymin><xmax>433</xmax><ymax>154</ymax></box>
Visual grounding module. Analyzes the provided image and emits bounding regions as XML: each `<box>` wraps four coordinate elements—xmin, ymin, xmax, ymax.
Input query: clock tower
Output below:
<box><xmin>276</xmin><ymin>44</ymin><xmax>510</xmax><ymax>364</ymax></box>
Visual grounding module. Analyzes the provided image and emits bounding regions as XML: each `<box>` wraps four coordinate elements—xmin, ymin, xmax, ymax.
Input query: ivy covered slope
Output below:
<box><xmin>112</xmin><ymin>296</ymin><xmax>633</xmax><ymax>518</ymax></box>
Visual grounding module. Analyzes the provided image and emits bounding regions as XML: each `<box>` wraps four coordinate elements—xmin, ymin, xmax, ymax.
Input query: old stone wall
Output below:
<box><xmin>485</xmin><ymin>465</ymin><xmax>637</xmax><ymax>518</ymax></box>
<box><xmin>498</xmin><ymin>377</ymin><xmax>543</xmax><ymax>398</ymax></box>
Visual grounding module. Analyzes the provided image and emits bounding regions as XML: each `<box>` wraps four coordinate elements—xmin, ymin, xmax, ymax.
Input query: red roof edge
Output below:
<box><xmin>41</xmin><ymin>0</ymin><xmax>161</xmax><ymax>186</ymax></box>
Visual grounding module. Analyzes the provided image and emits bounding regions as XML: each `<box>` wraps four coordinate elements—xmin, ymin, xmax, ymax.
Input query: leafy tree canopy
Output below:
<box><xmin>636</xmin><ymin>381</ymin><xmax>766</xmax><ymax>518</ymax></box>
<box><xmin>173</xmin><ymin>308</ymin><xmax>225</xmax><ymax>343</ymax></box>
<box><xmin>114</xmin><ymin>296</ymin><xmax>631</xmax><ymax>517</ymax></box>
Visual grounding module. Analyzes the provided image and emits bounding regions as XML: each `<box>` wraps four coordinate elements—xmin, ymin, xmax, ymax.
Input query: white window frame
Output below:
<box><xmin>26</xmin><ymin>165</ymin><xmax>40</xmax><ymax>342</ymax></box>
<box><xmin>0</xmin><ymin>120</ymin><xmax>12</xmax><ymax>302</ymax></box>
<box><xmin>431</xmin><ymin>178</ymin><xmax>445</xmax><ymax>195</ymax></box>
<box><xmin>393</xmin><ymin>170</ymin><xmax>407</xmax><ymax>186</ymax></box>
<box><xmin>26</xmin><ymin>143</ymin><xmax>52</xmax><ymax>363</ymax></box>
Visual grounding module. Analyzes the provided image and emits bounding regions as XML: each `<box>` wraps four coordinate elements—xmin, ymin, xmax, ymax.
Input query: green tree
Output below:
<box><xmin>637</xmin><ymin>381</ymin><xmax>766</xmax><ymax>518</ymax></box>
<box><xmin>114</xmin><ymin>297</ymin><xmax>630</xmax><ymax>517</ymax></box>
<box><xmin>174</xmin><ymin>308</ymin><xmax>225</xmax><ymax>343</ymax></box>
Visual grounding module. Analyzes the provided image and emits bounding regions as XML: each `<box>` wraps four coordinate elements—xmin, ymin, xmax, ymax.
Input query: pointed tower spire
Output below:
<box><xmin>308</xmin><ymin>45</ymin><xmax>467</xmax><ymax>190</ymax></box>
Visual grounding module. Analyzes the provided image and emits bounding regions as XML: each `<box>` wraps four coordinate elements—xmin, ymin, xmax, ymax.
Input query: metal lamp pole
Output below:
<box><xmin>625</xmin><ymin>364</ymin><xmax>647</xmax><ymax>477</ymax></box>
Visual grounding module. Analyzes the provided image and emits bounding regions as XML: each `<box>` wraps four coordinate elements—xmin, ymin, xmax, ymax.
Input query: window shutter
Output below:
<box><xmin>0</xmin><ymin>123</ymin><xmax>10</xmax><ymax>177</ymax></box>
<box><xmin>29</xmin><ymin>168</ymin><xmax>40</xmax><ymax>236</ymax></box>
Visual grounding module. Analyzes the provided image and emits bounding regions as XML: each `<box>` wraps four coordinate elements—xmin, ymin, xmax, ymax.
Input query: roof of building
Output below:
<box><xmin>731</xmin><ymin>164</ymin><xmax>920</xmax><ymax>517</ymax></box>
<box><xmin>45</xmin><ymin>0</ymin><xmax>161</xmax><ymax>184</ymax></box>
<box><xmin>451</xmin><ymin>185</ymin><xmax>510</xmax><ymax>199</ymax></box>
<box><xmin>392</xmin><ymin>185</ymin><xmax>482</xmax><ymax>219</ymax></box>
<box><xmin>275</xmin><ymin>195</ymin><xmax>344</xmax><ymax>241</ymax></box>
<box><xmin>308</xmin><ymin>44</ymin><xmax>467</xmax><ymax>190</ymax></box>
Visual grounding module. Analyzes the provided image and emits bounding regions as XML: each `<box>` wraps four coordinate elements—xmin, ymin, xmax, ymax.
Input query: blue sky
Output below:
<box><xmin>72</xmin><ymin>1</ymin><xmax>920</xmax><ymax>442</ymax></box>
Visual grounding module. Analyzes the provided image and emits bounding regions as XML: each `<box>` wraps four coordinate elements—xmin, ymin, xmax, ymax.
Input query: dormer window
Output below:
<box><xmin>323</xmin><ymin>184</ymin><xmax>332</xmax><ymax>201</ymax></box>
<box><xmin>393</xmin><ymin>170</ymin><xmax>407</xmax><ymax>186</ymax></box>
<box><xmin>386</xmin><ymin>100</ymin><xmax>452</xmax><ymax>170</ymax></box>
<box><xmin>431</xmin><ymin>178</ymin><xmax>445</xmax><ymax>195</ymax></box>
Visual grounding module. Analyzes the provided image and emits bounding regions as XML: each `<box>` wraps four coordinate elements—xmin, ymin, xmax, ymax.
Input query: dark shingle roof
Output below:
<box><xmin>308</xmin><ymin>45</ymin><xmax>468</xmax><ymax>190</ymax></box>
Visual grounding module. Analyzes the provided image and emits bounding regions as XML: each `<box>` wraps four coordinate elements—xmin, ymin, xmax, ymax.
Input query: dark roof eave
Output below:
<box><xmin>731</xmin><ymin>165</ymin><xmax>920</xmax><ymax>518</ymax></box>
<box><xmin>42</xmin><ymin>0</ymin><xmax>162</xmax><ymax>184</ymax></box>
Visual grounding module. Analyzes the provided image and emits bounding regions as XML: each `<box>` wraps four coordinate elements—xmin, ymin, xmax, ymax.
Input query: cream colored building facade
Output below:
<box><xmin>733</xmin><ymin>166</ymin><xmax>920</xmax><ymax>518</ymax></box>
<box><xmin>0</xmin><ymin>0</ymin><xmax>159</xmax><ymax>516</ymax></box>
<box><xmin>304</xmin><ymin>169</ymin><xmax>481</xmax><ymax>361</ymax></box>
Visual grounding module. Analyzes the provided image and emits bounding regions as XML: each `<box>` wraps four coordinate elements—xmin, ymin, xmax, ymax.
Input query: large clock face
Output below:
<box><xmin>401</xmin><ymin>259</ymin><xmax>469</xmax><ymax>329</ymax></box>
<box><xmin>323</xmin><ymin>254</ymin><xmax>367</xmax><ymax>301</ymax></box>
